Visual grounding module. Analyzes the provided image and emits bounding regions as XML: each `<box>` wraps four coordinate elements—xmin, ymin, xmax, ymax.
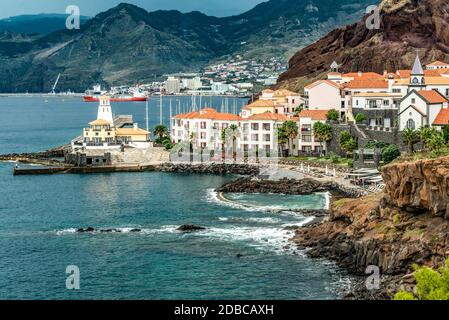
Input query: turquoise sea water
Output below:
<box><xmin>0</xmin><ymin>96</ymin><xmax>349</xmax><ymax>300</ymax></box>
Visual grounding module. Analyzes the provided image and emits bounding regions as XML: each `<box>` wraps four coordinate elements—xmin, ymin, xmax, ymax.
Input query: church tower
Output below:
<box><xmin>97</xmin><ymin>95</ymin><xmax>114</xmax><ymax>125</ymax></box>
<box><xmin>409</xmin><ymin>52</ymin><xmax>425</xmax><ymax>91</ymax></box>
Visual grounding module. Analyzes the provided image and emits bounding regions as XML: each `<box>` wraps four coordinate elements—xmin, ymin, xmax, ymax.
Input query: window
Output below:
<box><xmin>406</xmin><ymin>119</ymin><xmax>416</xmax><ymax>130</ymax></box>
<box><xmin>263</xmin><ymin>123</ymin><xmax>271</xmax><ymax>131</ymax></box>
<box><xmin>411</xmin><ymin>98</ymin><xmax>416</xmax><ymax>104</ymax></box>
<box><xmin>302</xmin><ymin>135</ymin><xmax>312</xmax><ymax>142</ymax></box>
<box><xmin>393</xmin><ymin>89</ymin><xmax>401</xmax><ymax>93</ymax></box>
<box><xmin>200</xmin><ymin>122</ymin><xmax>206</xmax><ymax>129</ymax></box>
<box><xmin>383</xmin><ymin>100</ymin><xmax>389</xmax><ymax>106</ymax></box>
<box><xmin>251</xmin><ymin>123</ymin><xmax>259</xmax><ymax>131</ymax></box>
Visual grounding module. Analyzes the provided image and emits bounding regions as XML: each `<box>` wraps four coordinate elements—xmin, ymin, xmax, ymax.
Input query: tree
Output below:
<box><xmin>428</xmin><ymin>130</ymin><xmax>445</xmax><ymax>155</ymax></box>
<box><xmin>402</xmin><ymin>128</ymin><xmax>420</xmax><ymax>154</ymax></box>
<box><xmin>154</xmin><ymin>124</ymin><xmax>169</xmax><ymax>143</ymax></box>
<box><xmin>222</xmin><ymin>124</ymin><xmax>240</xmax><ymax>162</ymax></box>
<box><xmin>355</xmin><ymin>113</ymin><xmax>367</xmax><ymax>124</ymax></box>
<box><xmin>442</xmin><ymin>125</ymin><xmax>449</xmax><ymax>144</ymax></box>
<box><xmin>280</xmin><ymin>121</ymin><xmax>299</xmax><ymax>156</ymax></box>
<box><xmin>326</xmin><ymin>109</ymin><xmax>340</xmax><ymax>121</ymax></box>
<box><xmin>294</xmin><ymin>104</ymin><xmax>304</xmax><ymax>116</ymax></box>
<box><xmin>381</xmin><ymin>145</ymin><xmax>401</xmax><ymax>164</ymax></box>
<box><xmin>277</xmin><ymin>126</ymin><xmax>288</xmax><ymax>157</ymax></box>
<box><xmin>394</xmin><ymin>258</ymin><xmax>449</xmax><ymax>300</ymax></box>
<box><xmin>339</xmin><ymin>131</ymin><xmax>358</xmax><ymax>156</ymax></box>
<box><xmin>418</xmin><ymin>126</ymin><xmax>434</xmax><ymax>150</ymax></box>
<box><xmin>313</xmin><ymin>122</ymin><xmax>333</xmax><ymax>156</ymax></box>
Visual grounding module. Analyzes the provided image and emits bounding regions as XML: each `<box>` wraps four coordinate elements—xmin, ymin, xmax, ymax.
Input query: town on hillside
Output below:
<box><xmin>169</xmin><ymin>53</ymin><xmax>449</xmax><ymax>168</ymax></box>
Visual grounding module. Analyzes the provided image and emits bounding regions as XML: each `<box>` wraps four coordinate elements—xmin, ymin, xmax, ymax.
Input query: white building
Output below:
<box><xmin>165</xmin><ymin>77</ymin><xmax>181</xmax><ymax>94</ymax></box>
<box><xmin>399</xmin><ymin>90</ymin><xmax>449</xmax><ymax>131</ymax></box>
<box><xmin>297</xmin><ymin>110</ymin><xmax>328</xmax><ymax>155</ymax></box>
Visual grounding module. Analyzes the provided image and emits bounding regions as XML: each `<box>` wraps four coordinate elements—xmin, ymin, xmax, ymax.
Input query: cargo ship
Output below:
<box><xmin>83</xmin><ymin>85</ymin><xmax>148</xmax><ymax>102</ymax></box>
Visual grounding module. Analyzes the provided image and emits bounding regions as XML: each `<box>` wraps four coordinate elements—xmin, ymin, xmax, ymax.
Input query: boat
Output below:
<box><xmin>83</xmin><ymin>85</ymin><xmax>148</xmax><ymax>102</ymax></box>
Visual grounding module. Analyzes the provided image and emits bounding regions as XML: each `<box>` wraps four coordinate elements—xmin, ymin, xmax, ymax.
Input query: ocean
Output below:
<box><xmin>0</xmin><ymin>96</ymin><xmax>349</xmax><ymax>299</ymax></box>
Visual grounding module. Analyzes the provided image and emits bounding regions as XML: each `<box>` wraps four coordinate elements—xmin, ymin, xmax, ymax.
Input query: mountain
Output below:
<box><xmin>0</xmin><ymin>1</ymin><xmax>377</xmax><ymax>93</ymax></box>
<box><xmin>277</xmin><ymin>0</ymin><xmax>449</xmax><ymax>91</ymax></box>
<box><xmin>0</xmin><ymin>14</ymin><xmax>90</xmax><ymax>35</ymax></box>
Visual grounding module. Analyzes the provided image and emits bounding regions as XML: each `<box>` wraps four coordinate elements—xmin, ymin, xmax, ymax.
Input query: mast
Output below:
<box><xmin>159</xmin><ymin>90</ymin><xmax>163</xmax><ymax>125</ymax></box>
<box><xmin>145</xmin><ymin>98</ymin><xmax>149</xmax><ymax>131</ymax></box>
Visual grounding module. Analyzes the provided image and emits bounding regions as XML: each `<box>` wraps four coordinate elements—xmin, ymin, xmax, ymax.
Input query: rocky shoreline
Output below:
<box><xmin>216</xmin><ymin>177</ymin><xmax>364</xmax><ymax>199</ymax></box>
<box><xmin>293</xmin><ymin>156</ymin><xmax>449</xmax><ymax>300</ymax></box>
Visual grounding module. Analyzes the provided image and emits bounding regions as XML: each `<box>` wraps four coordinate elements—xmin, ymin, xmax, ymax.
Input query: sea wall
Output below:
<box><xmin>154</xmin><ymin>163</ymin><xmax>260</xmax><ymax>175</ymax></box>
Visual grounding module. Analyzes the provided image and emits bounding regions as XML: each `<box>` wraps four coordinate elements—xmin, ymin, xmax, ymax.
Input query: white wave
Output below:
<box><xmin>218</xmin><ymin>216</ymin><xmax>282</xmax><ymax>224</ymax></box>
<box><xmin>205</xmin><ymin>189</ymin><xmax>293</xmax><ymax>212</ymax></box>
<box><xmin>193</xmin><ymin>225</ymin><xmax>302</xmax><ymax>255</ymax></box>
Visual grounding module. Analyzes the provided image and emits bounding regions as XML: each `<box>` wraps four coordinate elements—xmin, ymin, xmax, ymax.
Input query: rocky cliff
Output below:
<box><xmin>383</xmin><ymin>156</ymin><xmax>449</xmax><ymax>219</ymax></box>
<box><xmin>293</xmin><ymin>156</ymin><xmax>449</xmax><ymax>299</ymax></box>
<box><xmin>278</xmin><ymin>0</ymin><xmax>449</xmax><ymax>91</ymax></box>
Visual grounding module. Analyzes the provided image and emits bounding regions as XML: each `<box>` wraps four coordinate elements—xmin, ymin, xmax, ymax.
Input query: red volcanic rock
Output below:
<box><xmin>278</xmin><ymin>0</ymin><xmax>449</xmax><ymax>86</ymax></box>
<box><xmin>382</xmin><ymin>156</ymin><xmax>449</xmax><ymax>218</ymax></box>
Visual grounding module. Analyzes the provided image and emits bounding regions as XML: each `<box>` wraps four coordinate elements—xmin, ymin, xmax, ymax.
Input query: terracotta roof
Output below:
<box><xmin>116</xmin><ymin>127</ymin><xmax>150</xmax><ymax>135</ymax></box>
<box><xmin>262</xmin><ymin>89</ymin><xmax>275</xmax><ymax>93</ymax></box>
<box><xmin>417</xmin><ymin>90</ymin><xmax>448</xmax><ymax>104</ymax></box>
<box><xmin>396</xmin><ymin>70</ymin><xmax>442</xmax><ymax>78</ymax></box>
<box><xmin>433</xmin><ymin>108</ymin><xmax>449</xmax><ymax>125</ymax></box>
<box><xmin>273</xmin><ymin>89</ymin><xmax>299</xmax><ymax>97</ymax></box>
<box><xmin>174</xmin><ymin>108</ymin><xmax>241</xmax><ymax>121</ymax></box>
<box><xmin>304</xmin><ymin>80</ymin><xmax>341</xmax><ymax>90</ymax></box>
<box><xmin>248</xmin><ymin>112</ymin><xmax>288</xmax><ymax>121</ymax></box>
<box><xmin>298</xmin><ymin>110</ymin><xmax>328</xmax><ymax>121</ymax></box>
<box><xmin>341</xmin><ymin>72</ymin><xmax>384</xmax><ymax>80</ymax></box>
<box><xmin>427</xmin><ymin>61</ymin><xmax>449</xmax><ymax>66</ymax></box>
<box><xmin>89</xmin><ymin>119</ymin><xmax>111</xmax><ymax>126</ymax></box>
<box><xmin>246</xmin><ymin>100</ymin><xmax>276</xmax><ymax>108</ymax></box>
<box><xmin>344</xmin><ymin>79</ymin><xmax>389</xmax><ymax>89</ymax></box>
<box><xmin>424</xmin><ymin>77</ymin><xmax>449</xmax><ymax>85</ymax></box>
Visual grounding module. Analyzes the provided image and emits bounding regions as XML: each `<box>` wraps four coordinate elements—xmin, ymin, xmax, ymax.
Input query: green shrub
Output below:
<box><xmin>326</xmin><ymin>109</ymin><xmax>340</xmax><ymax>121</ymax></box>
<box><xmin>355</xmin><ymin>113</ymin><xmax>367</xmax><ymax>124</ymax></box>
<box><xmin>394</xmin><ymin>258</ymin><xmax>449</xmax><ymax>300</ymax></box>
<box><xmin>381</xmin><ymin>145</ymin><xmax>401</xmax><ymax>164</ymax></box>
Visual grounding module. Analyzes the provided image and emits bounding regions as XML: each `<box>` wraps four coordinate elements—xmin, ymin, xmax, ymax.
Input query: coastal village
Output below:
<box><xmin>12</xmin><ymin>52</ymin><xmax>449</xmax><ymax>184</ymax></box>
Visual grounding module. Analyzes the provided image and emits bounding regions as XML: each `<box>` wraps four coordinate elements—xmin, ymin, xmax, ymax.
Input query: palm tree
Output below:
<box><xmin>282</xmin><ymin>121</ymin><xmax>299</xmax><ymax>157</ymax></box>
<box><xmin>418</xmin><ymin>126</ymin><xmax>436</xmax><ymax>151</ymax></box>
<box><xmin>313</xmin><ymin>122</ymin><xmax>332</xmax><ymax>156</ymax></box>
<box><xmin>277</xmin><ymin>126</ymin><xmax>288</xmax><ymax>157</ymax></box>
<box><xmin>402</xmin><ymin>128</ymin><xmax>420</xmax><ymax>154</ymax></box>
<box><xmin>221</xmin><ymin>125</ymin><xmax>241</xmax><ymax>162</ymax></box>
<box><xmin>154</xmin><ymin>124</ymin><xmax>169</xmax><ymax>143</ymax></box>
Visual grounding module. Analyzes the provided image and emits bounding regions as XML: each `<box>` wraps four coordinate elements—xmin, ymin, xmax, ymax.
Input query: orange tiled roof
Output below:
<box><xmin>246</xmin><ymin>100</ymin><xmax>276</xmax><ymax>108</ymax></box>
<box><xmin>342</xmin><ymin>72</ymin><xmax>384</xmax><ymax>80</ymax></box>
<box><xmin>174</xmin><ymin>108</ymin><xmax>241</xmax><ymax>121</ymax></box>
<box><xmin>298</xmin><ymin>110</ymin><xmax>328</xmax><ymax>121</ymax></box>
<box><xmin>427</xmin><ymin>61</ymin><xmax>449</xmax><ymax>66</ymax></box>
<box><xmin>273</xmin><ymin>89</ymin><xmax>299</xmax><ymax>97</ymax></box>
<box><xmin>396</xmin><ymin>69</ymin><xmax>442</xmax><ymax>78</ymax></box>
<box><xmin>248</xmin><ymin>112</ymin><xmax>289</xmax><ymax>121</ymax></box>
<box><xmin>304</xmin><ymin>80</ymin><xmax>341</xmax><ymax>90</ymax></box>
<box><xmin>344</xmin><ymin>79</ymin><xmax>389</xmax><ymax>89</ymax></box>
<box><xmin>433</xmin><ymin>108</ymin><xmax>449</xmax><ymax>125</ymax></box>
<box><xmin>417</xmin><ymin>90</ymin><xmax>448</xmax><ymax>104</ymax></box>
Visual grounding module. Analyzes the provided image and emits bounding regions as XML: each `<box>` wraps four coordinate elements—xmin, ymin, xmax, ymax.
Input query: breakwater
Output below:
<box><xmin>12</xmin><ymin>162</ymin><xmax>261</xmax><ymax>176</ymax></box>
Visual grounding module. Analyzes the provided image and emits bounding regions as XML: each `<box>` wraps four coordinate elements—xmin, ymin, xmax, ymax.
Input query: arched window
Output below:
<box><xmin>406</xmin><ymin>119</ymin><xmax>416</xmax><ymax>130</ymax></box>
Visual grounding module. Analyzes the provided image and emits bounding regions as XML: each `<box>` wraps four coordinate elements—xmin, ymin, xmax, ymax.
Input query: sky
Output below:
<box><xmin>0</xmin><ymin>0</ymin><xmax>267</xmax><ymax>19</ymax></box>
